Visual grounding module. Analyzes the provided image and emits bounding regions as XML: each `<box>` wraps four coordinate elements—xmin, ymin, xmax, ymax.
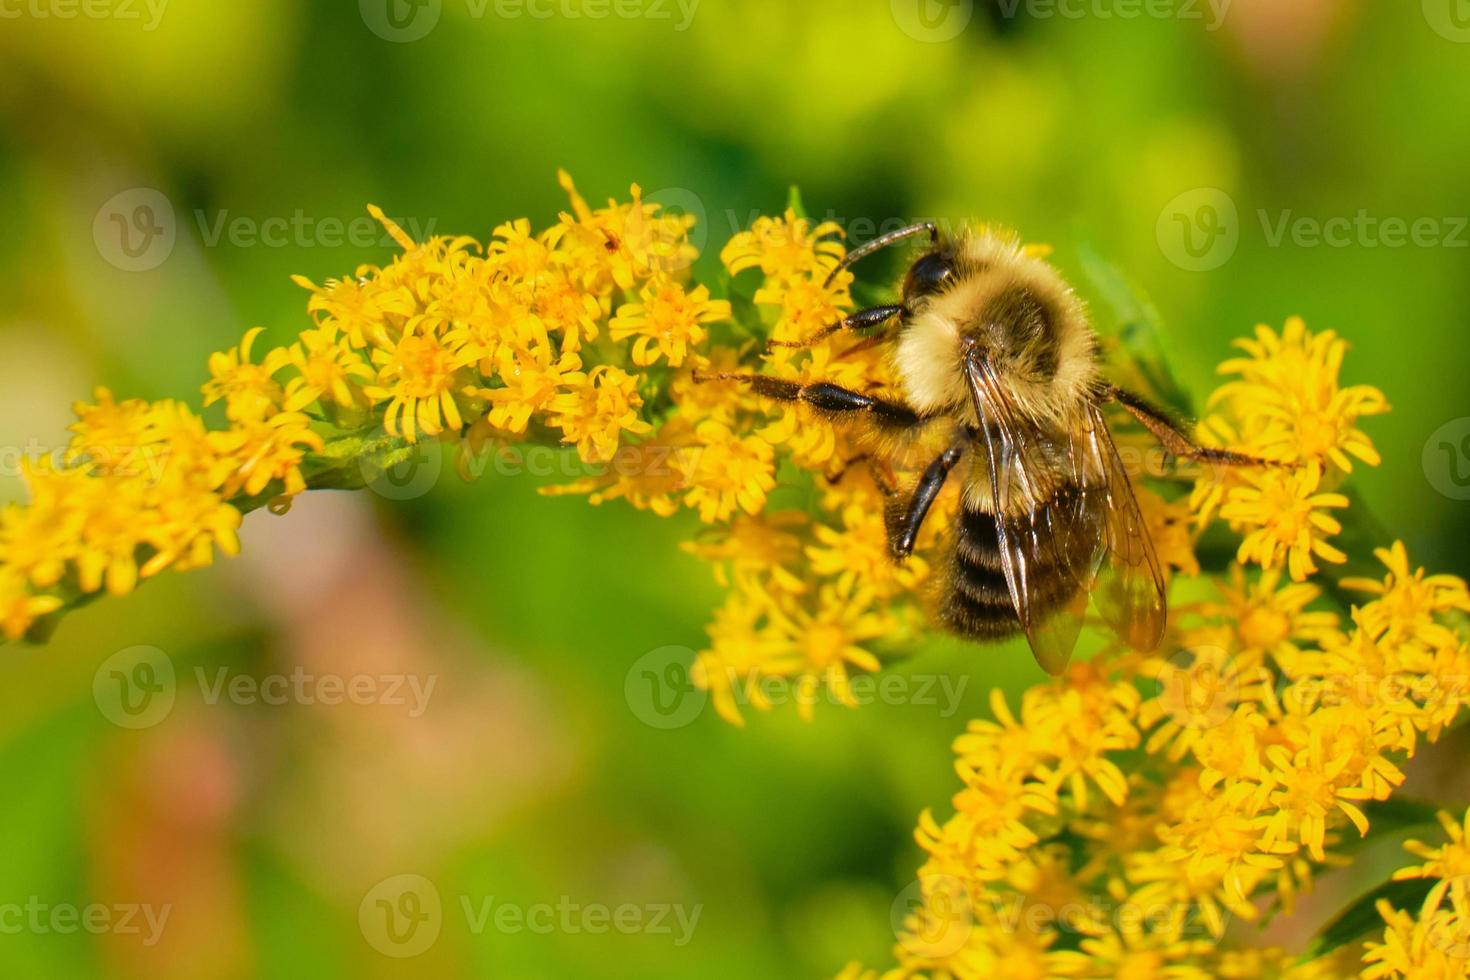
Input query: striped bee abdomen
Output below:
<box><xmin>938</xmin><ymin>482</ymin><xmax>1089</xmax><ymax>641</ymax></box>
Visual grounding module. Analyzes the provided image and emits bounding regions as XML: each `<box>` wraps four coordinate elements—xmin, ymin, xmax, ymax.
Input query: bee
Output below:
<box><xmin>706</xmin><ymin>223</ymin><xmax>1265</xmax><ymax>674</ymax></box>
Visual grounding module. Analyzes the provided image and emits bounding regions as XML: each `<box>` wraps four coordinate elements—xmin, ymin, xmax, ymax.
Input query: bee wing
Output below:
<box><xmin>965</xmin><ymin>355</ymin><xmax>1103</xmax><ymax>674</ymax></box>
<box><xmin>1074</xmin><ymin>402</ymin><xmax>1167</xmax><ymax>653</ymax></box>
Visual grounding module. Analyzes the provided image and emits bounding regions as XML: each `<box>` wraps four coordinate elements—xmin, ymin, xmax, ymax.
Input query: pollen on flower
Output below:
<box><xmin>1221</xmin><ymin>467</ymin><xmax>1349</xmax><ymax>581</ymax></box>
<box><xmin>547</xmin><ymin>365</ymin><xmax>653</xmax><ymax>464</ymax></box>
<box><xmin>480</xmin><ymin>344</ymin><xmax>586</xmax><ymax>435</ymax></box>
<box><xmin>677</xmin><ymin>420</ymin><xmax>775</xmax><ymax>523</ymax></box>
<box><xmin>202</xmin><ymin>326</ymin><xmax>290</xmax><ymax>422</ymax></box>
<box><xmin>366</xmin><ymin>330</ymin><xmax>474</xmax><ymax>442</ymax></box>
<box><xmin>282</xmin><ymin>325</ymin><xmax>374</xmax><ymax>412</ymax></box>
<box><xmin>608</xmin><ymin>277</ymin><xmax>731</xmax><ymax>367</ymax></box>
<box><xmin>720</xmin><ymin>208</ymin><xmax>845</xmax><ymax>283</ymax></box>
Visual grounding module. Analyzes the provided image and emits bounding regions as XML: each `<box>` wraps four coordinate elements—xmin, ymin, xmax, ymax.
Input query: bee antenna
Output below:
<box><xmin>822</xmin><ymin>222</ymin><xmax>939</xmax><ymax>289</ymax></box>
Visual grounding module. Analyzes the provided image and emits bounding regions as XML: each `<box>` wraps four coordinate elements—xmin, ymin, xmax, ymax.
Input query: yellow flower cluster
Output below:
<box><xmin>4</xmin><ymin>174</ymin><xmax>1466</xmax><ymax>977</ymax></box>
<box><xmin>828</xmin><ymin>310</ymin><xmax>1470</xmax><ymax>976</ymax></box>
<box><xmin>668</xmin><ymin>210</ymin><xmax>939</xmax><ymax>723</ymax></box>
<box><xmin>0</xmin><ymin>172</ymin><xmax>725</xmax><ymax>640</ymax></box>
<box><xmin>1363</xmin><ymin>807</ymin><xmax>1470</xmax><ymax>979</ymax></box>
<box><xmin>845</xmin><ymin>555</ymin><xmax>1470</xmax><ymax>978</ymax></box>
<box><xmin>1193</xmin><ymin>316</ymin><xmax>1390</xmax><ymax>581</ymax></box>
<box><xmin>0</xmin><ymin>391</ymin><xmax>245</xmax><ymax>635</ymax></box>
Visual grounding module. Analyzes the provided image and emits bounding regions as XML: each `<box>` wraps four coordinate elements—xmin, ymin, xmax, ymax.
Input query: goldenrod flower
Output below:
<box><xmin>608</xmin><ymin>278</ymin><xmax>731</xmax><ymax>367</ymax></box>
<box><xmin>202</xmin><ymin>326</ymin><xmax>290</xmax><ymax>422</ymax></box>
<box><xmin>551</xmin><ymin>170</ymin><xmax>696</xmax><ymax>290</ymax></box>
<box><xmin>690</xmin><ymin>583</ymin><xmax>784</xmax><ymax>726</ymax></box>
<box><xmin>1139</xmin><ymin>646</ymin><xmax>1272</xmax><ymax>760</ymax></box>
<box><xmin>756</xmin><ymin>272</ymin><xmax>854</xmax><ymax>354</ymax></box>
<box><xmin>1395</xmin><ymin>809</ymin><xmax>1470</xmax><ymax>884</ymax></box>
<box><xmin>808</xmin><ymin>501</ymin><xmax>928</xmax><ymax>598</ymax></box>
<box><xmin>66</xmin><ymin>387</ymin><xmax>169</xmax><ymax>475</ymax></box>
<box><xmin>1208</xmin><ymin>316</ymin><xmax>1389</xmax><ymax>473</ymax></box>
<box><xmin>8</xmin><ymin>173</ymin><xmax>1470</xmax><ymax>980</ymax></box>
<box><xmin>529</xmin><ymin>269</ymin><xmax>605</xmax><ymax>353</ymax></box>
<box><xmin>481</xmin><ymin>344</ymin><xmax>586</xmax><ymax>435</ymax></box>
<box><xmin>292</xmin><ymin>271</ymin><xmax>415</xmax><ymax>350</ymax></box>
<box><xmin>1139</xmin><ymin>781</ymin><xmax>1293</xmax><ymax>932</ymax></box>
<box><xmin>0</xmin><ymin>569</ymin><xmax>63</xmax><ymax>640</ymax></box>
<box><xmin>1221</xmin><ymin>468</ymin><xmax>1349</xmax><ymax>581</ymax></box>
<box><xmin>1342</xmin><ymin>541</ymin><xmax>1470</xmax><ymax>646</ymax></box>
<box><xmin>681</xmin><ymin>510</ymin><xmax>809</xmax><ymax>592</ymax></box>
<box><xmin>1198</xmin><ymin>565</ymin><xmax>1340</xmax><ymax>671</ymax></box>
<box><xmin>1210</xmin><ymin>946</ymin><xmax>1356</xmax><ymax>980</ymax></box>
<box><xmin>677</xmin><ymin>420</ymin><xmax>775</xmax><ymax>523</ymax></box>
<box><xmin>1361</xmin><ymin>884</ymin><xmax>1470</xmax><ymax>979</ymax></box>
<box><xmin>542</xmin><ymin>425</ymin><xmax>695</xmax><ymax>518</ymax></box>
<box><xmin>720</xmin><ymin>207</ymin><xmax>845</xmax><ymax>283</ymax></box>
<box><xmin>547</xmin><ymin>365</ymin><xmax>652</xmax><ymax>464</ymax></box>
<box><xmin>937</xmin><ymin>771</ymin><xmax>1055</xmax><ymax>870</ymax></box>
<box><xmin>1071</xmin><ymin>925</ymin><xmax>1214</xmax><ymax>980</ymax></box>
<box><xmin>282</xmin><ymin>325</ymin><xmax>374</xmax><ymax>411</ymax></box>
<box><xmin>207</xmin><ymin>410</ymin><xmax>325</xmax><ymax>498</ymax></box>
<box><xmin>760</xmin><ymin>582</ymin><xmax>895</xmax><ymax>721</ymax></box>
<box><xmin>1259</xmin><ymin>734</ymin><xmax>1374</xmax><ymax>862</ymax></box>
<box><xmin>365</xmin><ymin>330</ymin><xmax>475</xmax><ymax>442</ymax></box>
<box><xmin>0</xmin><ymin>462</ymin><xmax>86</xmax><ymax>588</ymax></box>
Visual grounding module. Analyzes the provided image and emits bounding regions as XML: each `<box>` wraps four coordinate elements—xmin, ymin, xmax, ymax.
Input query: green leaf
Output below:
<box><xmin>1077</xmin><ymin>243</ymin><xmax>1194</xmax><ymax>418</ymax></box>
<box><xmin>1364</xmin><ymin>797</ymin><xmax>1448</xmax><ymax>836</ymax></box>
<box><xmin>786</xmin><ymin>185</ymin><xmax>808</xmax><ymax>221</ymax></box>
<box><xmin>717</xmin><ymin>268</ymin><xmax>768</xmax><ymax>342</ymax></box>
<box><xmin>1308</xmin><ymin>877</ymin><xmax>1436</xmax><ymax>957</ymax></box>
<box><xmin>1320</xmin><ymin>798</ymin><xmax>1446</xmax><ymax>863</ymax></box>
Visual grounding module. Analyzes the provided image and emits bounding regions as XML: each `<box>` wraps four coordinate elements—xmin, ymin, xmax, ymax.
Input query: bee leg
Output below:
<box><xmin>824</xmin><ymin>455</ymin><xmax>902</xmax><ymax>501</ymax></box>
<box><xmin>1105</xmin><ymin>386</ymin><xmax>1276</xmax><ymax>467</ymax></box>
<box><xmin>824</xmin><ymin>454</ymin><xmax>863</xmax><ymax>484</ymax></box>
<box><xmin>767</xmin><ymin>304</ymin><xmax>904</xmax><ymax>349</ymax></box>
<box><xmin>697</xmin><ymin>375</ymin><xmax>923</xmax><ymax>430</ymax></box>
<box><xmin>824</xmin><ymin>453</ymin><xmax>874</xmax><ymax>485</ymax></box>
<box><xmin>866</xmin><ymin>458</ymin><xmax>900</xmax><ymax>496</ymax></box>
<box><xmin>886</xmin><ymin>443</ymin><xmax>964</xmax><ymax>560</ymax></box>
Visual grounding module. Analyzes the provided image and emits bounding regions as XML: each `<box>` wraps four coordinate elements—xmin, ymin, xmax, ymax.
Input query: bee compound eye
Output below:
<box><xmin>903</xmin><ymin>251</ymin><xmax>954</xmax><ymax>300</ymax></box>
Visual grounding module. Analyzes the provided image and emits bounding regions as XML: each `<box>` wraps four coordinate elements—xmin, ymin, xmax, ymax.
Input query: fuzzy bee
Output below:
<box><xmin>706</xmin><ymin>223</ymin><xmax>1265</xmax><ymax>674</ymax></box>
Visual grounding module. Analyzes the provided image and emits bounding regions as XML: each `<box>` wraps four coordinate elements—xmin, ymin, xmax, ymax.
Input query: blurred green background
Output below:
<box><xmin>1</xmin><ymin>1</ymin><xmax>1469</xmax><ymax>977</ymax></box>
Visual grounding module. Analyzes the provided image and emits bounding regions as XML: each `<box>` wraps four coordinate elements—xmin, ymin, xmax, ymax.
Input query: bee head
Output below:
<box><xmin>900</xmin><ymin>248</ymin><xmax>957</xmax><ymax>303</ymax></box>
